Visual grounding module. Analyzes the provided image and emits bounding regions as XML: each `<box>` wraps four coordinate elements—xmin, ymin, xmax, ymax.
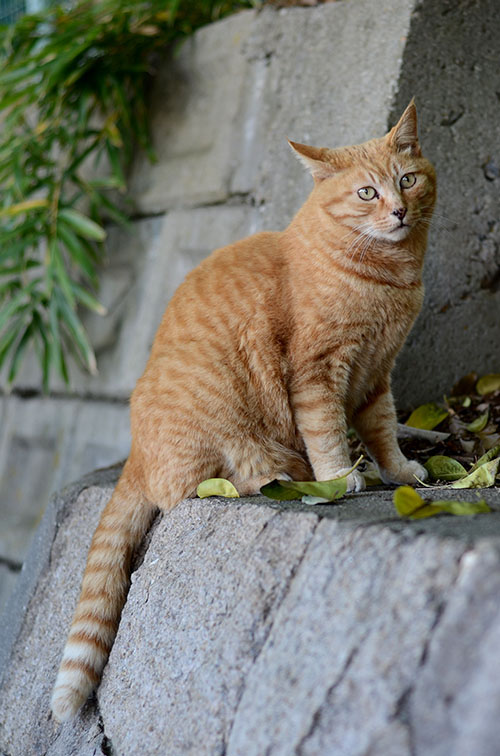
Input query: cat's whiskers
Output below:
<box><xmin>344</xmin><ymin>221</ymin><xmax>374</xmax><ymax>261</ymax></box>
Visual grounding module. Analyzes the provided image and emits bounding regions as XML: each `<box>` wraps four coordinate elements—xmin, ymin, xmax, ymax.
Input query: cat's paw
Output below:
<box><xmin>333</xmin><ymin>468</ymin><xmax>366</xmax><ymax>492</ymax></box>
<box><xmin>379</xmin><ymin>459</ymin><xmax>428</xmax><ymax>486</ymax></box>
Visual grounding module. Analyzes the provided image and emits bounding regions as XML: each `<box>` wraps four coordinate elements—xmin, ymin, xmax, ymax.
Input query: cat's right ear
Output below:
<box><xmin>288</xmin><ymin>141</ymin><xmax>339</xmax><ymax>182</ymax></box>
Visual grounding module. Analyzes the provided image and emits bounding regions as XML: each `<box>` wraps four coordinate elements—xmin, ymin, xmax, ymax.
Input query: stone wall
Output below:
<box><xmin>1</xmin><ymin>472</ymin><xmax>500</xmax><ymax>755</ymax></box>
<box><xmin>1</xmin><ymin>0</ymin><xmax>500</xmax><ymax>610</ymax></box>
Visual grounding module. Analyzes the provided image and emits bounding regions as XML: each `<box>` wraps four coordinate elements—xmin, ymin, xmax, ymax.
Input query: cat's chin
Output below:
<box><xmin>387</xmin><ymin>224</ymin><xmax>412</xmax><ymax>241</ymax></box>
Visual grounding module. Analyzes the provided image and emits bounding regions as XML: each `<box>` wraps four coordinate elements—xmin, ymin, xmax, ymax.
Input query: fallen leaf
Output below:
<box><xmin>431</xmin><ymin>499</ymin><xmax>491</xmax><ymax>516</ymax></box>
<box><xmin>424</xmin><ymin>455</ymin><xmax>467</xmax><ymax>481</ymax></box>
<box><xmin>260</xmin><ymin>457</ymin><xmax>364</xmax><ymax>504</ymax></box>
<box><xmin>393</xmin><ymin>486</ymin><xmax>491</xmax><ymax>519</ymax></box>
<box><xmin>470</xmin><ymin>444</ymin><xmax>500</xmax><ymax>472</ymax></box>
<box><xmin>197</xmin><ymin>478</ymin><xmax>240</xmax><ymax>498</ymax></box>
<box><xmin>260</xmin><ymin>477</ymin><xmax>347</xmax><ymax>503</ymax></box>
<box><xmin>466</xmin><ymin>411</ymin><xmax>489</xmax><ymax>433</ymax></box>
<box><xmin>393</xmin><ymin>485</ymin><xmax>426</xmax><ymax>516</ymax></box>
<box><xmin>451</xmin><ymin>457</ymin><xmax>500</xmax><ymax>489</ymax></box>
<box><xmin>476</xmin><ymin>374</ymin><xmax>500</xmax><ymax>395</ymax></box>
<box><xmin>405</xmin><ymin>403</ymin><xmax>448</xmax><ymax>431</ymax></box>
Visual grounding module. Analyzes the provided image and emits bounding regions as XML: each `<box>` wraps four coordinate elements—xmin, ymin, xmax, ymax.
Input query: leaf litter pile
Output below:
<box><xmin>197</xmin><ymin>372</ymin><xmax>500</xmax><ymax>520</ymax></box>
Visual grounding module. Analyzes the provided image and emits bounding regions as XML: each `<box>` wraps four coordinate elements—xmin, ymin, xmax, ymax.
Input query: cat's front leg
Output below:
<box><xmin>291</xmin><ymin>378</ymin><xmax>365</xmax><ymax>492</ymax></box>
<box><xmin>353</xmin><ymin>384</ymin><xmax>428</xmax><ymax>486</ymax></box>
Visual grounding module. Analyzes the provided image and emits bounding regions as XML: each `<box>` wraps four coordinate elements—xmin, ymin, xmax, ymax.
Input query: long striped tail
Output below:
<box><xmin>51</xmin><ymin>462</ymin><xmax>156</xmax><ymax>722</ymax></box>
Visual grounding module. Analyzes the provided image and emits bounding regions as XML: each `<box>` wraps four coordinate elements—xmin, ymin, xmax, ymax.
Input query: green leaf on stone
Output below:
<box><xmin>451</xmin><ymin>458</ymin><xmax>500</xmax><ymax>489</ymax></box>
<box><xmin>259</xmin><ymin>480</ymin><xmax>303</xmax><ymax>501</ymax></box>
<box><xmin>476</xmin><ymin>374</ymin><xmax>500</xmax><ymax>395</ymax></box>
<box><xmin>466</xmin><ymin>411</ymin><xmax>489</xmax><ymax>433</ymax></box>
<box><xmin>393</xmin><ymin>486</ymin><xmax>426</xmax><ymax>516</ymax></box>
<box><xmin>197</xmin><ymin>478</ymin><xmax>239</xmax><ymax>499</ymax></box>
<box><xmin>260</xmin><ymin>477</ymin><xmax>347</xmax><ymax>504</ymax></box>
<box><xmin>431</xmin><ymin>499</ymin><xmax>491</xmax><ymax>516</ymax></box>
<box><xmin>424</xmin><ymin>455</ymin><xmax>467</xmax><ymax>481</ymax></box>
<box><xmin>405</xmin><ymin>402</ymin><xmax>448</xmax><ymax>431</ymax></box>
<box><xmin>393</xmin><ymin>486</ymin><xmax>491</xmax><ymax>519</ymax></box>
<box><xmin>260</xmin><ymin>456</ymin><xmax>363</xmax><ymax>504</ymax></box>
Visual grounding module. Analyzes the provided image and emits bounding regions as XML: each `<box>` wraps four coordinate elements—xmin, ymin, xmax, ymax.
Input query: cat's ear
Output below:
<box><xmin>288</xmin><ymin>140</ymin><xmax>341</xmax><ymax>182</ymax></box>
<box><xmin>387</xmin><ymin>99</ymin><xmax>421</xmax><ymax>156</ymax></box>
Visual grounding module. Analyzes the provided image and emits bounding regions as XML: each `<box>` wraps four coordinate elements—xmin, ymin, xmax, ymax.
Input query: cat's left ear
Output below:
<box><xmin>288</xmin><ymin>140</ymin><xmax>342</xmax><ymax>182</ymax></box>
<box><xmin>387</xmin><ymin>99</ymin><xmax>421</xmax><ymax>156</ymax></box>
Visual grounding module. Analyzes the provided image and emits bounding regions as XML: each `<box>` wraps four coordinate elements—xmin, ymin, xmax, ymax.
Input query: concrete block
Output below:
<box><xmin>1</xmin><ymin>472</ymin><xmax>500</xmax><ymax>756</ymax></box>
<box><xmin>0</xmin><ymin>396</ymin><xmax>77</xmax><ymax>563</ymax></box>
<box><xmin>231</xmin><ymin>1</ymin><xmax>416</xmax><ymax>229</ymax></box>
<box><xmin>390</xmin><ymin>0</ymin><xmax>500</xmax><ymax>405</ymax></box>
<box><xmin>0</xmin><ymin>562</ymin><xmax>20</xmax><ymax>618</ymax></box>
<box><xmin>0</xmin><ymin>469</ymin><xmax>119</xmax><ymax>756</ymax></box>
<box><xmin>0</xmin><ymin>396</ymin><xmax>129</xmax><ymax>569</ymax></box>
<box><xmin>128</xmin><ymin>11</ymin><xmax>255</xmax><ymax>213</ymax></box>
<box><xmin>73</xmin><ymin>205</ymin><xmax>260</xmax><ymax>396</ymax></box>
<box><xmin>99</xmin><ymin>499</ymin><xmax>317</xmax><ymax>756</ymax></box>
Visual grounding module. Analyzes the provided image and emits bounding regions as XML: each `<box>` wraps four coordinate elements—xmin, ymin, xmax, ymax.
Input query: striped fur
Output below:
<box><xmin>51</xmin><ymin>101</ymin><xmax>436</xmax><ymax>721</ymax></box>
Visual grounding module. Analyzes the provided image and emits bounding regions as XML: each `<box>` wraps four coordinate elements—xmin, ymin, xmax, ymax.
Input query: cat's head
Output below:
<box><xmin>289</xmin><ymin>101</ymin><xmax>436</xmax><ymax>245</ymax></box>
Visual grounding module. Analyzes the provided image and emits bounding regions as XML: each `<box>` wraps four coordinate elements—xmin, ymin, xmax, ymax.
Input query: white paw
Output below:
<box><xmin>333</xmin><ymin>468</ymin><xmax>366</xmax><ymax>493</ymax></box>
<box><xmin>379</xmin><ymin>459</ymin><xmax>428</xmax><ymax>486</ymax></box>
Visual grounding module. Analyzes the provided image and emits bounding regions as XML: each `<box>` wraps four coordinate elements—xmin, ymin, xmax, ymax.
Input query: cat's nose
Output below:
<box><xmin>392</xmin><ymin>206</ymin><xmax>407</xmax><ymax>220</ymax></box>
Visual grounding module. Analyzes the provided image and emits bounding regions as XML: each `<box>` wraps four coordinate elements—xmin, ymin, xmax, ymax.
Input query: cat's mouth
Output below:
<box><xmin>388</xmin><ymin>222</ymin><xmax>412</xmax><ymax>240</ymax></box>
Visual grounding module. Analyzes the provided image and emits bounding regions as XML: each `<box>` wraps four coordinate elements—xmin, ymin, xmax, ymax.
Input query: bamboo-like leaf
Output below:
<box><xmin>33</xmin><ymin>310</ymin><xmax>51</xmax><ymax>393</ymax></box>
<box><xmin>7</xmin><ymin>319</ymin><xmax>35</xmax><ymax>384</ymax></box>
<box><xmin>71</xmin><ymin>282</ymin><xmax>107</xmax><ymax>315</ymax></box>
<box><xmin>50</xmin><ymin>239</ymin><xmax>76</xmax><ymax>309</ymax></box>
<box><xmin>0</xmin><ymin>280</ymin><xmax>39</xmax><ymax>333</ymax></box>
<box><xmin>57</xmin><ymin>221</ymin><xmax>98</xmax><ymax>283</ymax></box>
<box><xmin>0</xmin><ymin>198</ymin><xmax>49</xmax><ymax>217</ymax></box>
<box><xmin>0</xmin><ymin>316</ymin><xmax>27</xmax><ymax>368</ymax></box>
<box><xmin>55</xmin><ymin>290</ymin><xmax>97</xmax><ymax>374</ymax></box>
<box><xmin>49</xmin><ymin>297</ymin><xmax>69</xmax><ymax>385</ymax></box>
<box><xmin>58</xmin><ymin>208</ymin><xmax>107</xmax><ymax>241</ymax></box>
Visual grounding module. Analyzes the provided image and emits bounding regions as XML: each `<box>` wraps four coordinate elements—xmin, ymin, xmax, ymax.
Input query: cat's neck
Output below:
<box><xmin>284</xmin><ymin>198</ymin><xmax>427</xmax><ymax>290</ymax></box>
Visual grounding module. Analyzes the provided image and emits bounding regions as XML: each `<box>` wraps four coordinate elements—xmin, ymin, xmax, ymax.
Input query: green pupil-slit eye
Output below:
<box><xmin>400</xmin><ymin>173</ymin><xmax>416</xmax><ymax>188</ymax></box>
<box><xmin>357</xmin><ymin>186</ymin><xmax>377</xmax><ymax>201</ymax></box>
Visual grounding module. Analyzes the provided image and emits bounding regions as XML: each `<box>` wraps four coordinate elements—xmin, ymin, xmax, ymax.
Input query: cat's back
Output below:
<box><xmin>151</xmin><ymin>230</ymin><xmax>289</xmax><ymax>354</ymax></box>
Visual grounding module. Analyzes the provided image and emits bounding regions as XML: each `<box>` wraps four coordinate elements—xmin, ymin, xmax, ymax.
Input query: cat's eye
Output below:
<box><xmin>400</xmin><ymin>173</ymin><xmax>416</xmax><ymax>189</ymax></box>
<box><xmin>357</xmin><ymin>186</ymin><xmax>378</xmax><ymax>201</ymax></box>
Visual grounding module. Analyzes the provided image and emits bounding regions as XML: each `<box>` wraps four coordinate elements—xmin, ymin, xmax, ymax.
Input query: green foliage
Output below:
<box><xmin>393</xmin><ymin>486</ymin><xmax>491</xmax><ymax>520</ymax></box>
<box><xmin>0</xmin><ymin>0</ymin><xmax>252</xmax><ymax>390</ymax></box>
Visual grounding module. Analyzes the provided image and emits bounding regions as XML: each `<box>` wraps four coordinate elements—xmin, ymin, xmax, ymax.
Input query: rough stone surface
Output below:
<box><xmin>1</xmin><ymin>471</ymin><xmax>500</xmax><ymax>755</ymax></box>
<box><xmin>2</xmin><ymin>0</ymin><xmax>499</xmax><ymax>584</ymax></box>
<box><xmin>389</xmin><ymin>0</ymin><xmax>500</xmax><ymax>403</ymax></box>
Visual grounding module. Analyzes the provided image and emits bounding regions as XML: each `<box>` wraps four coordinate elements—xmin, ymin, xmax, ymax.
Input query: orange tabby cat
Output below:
<box><xmin>51</xmin><ymin>101</ymin><xmax>436</xmax><ymax>721</ymax></box>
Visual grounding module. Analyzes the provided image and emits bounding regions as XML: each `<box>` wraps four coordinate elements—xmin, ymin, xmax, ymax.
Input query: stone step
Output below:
<box><xmin>1</xmin><ymin>469</ymin><xmax>499</xmax><ymax>755</ymax></box>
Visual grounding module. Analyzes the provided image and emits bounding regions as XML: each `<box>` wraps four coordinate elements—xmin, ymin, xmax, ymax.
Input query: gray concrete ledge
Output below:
<box><xmin>1</xmin><ymin>468</ymin><xmax>500</xmax><ymax>755</ymax></box>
